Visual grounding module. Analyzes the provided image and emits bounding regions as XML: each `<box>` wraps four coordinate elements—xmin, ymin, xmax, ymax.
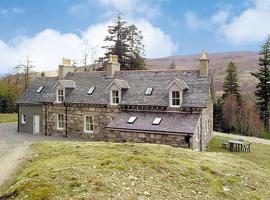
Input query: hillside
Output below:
<box><xmin>146</xmin><ymin>51</ymin><xmax>259</xmax><ymax>95</ymax></box>
<box><xmin>1</xmin><ymin>137</ymin><xmax>270</xmax><ymax>199</ymax></box>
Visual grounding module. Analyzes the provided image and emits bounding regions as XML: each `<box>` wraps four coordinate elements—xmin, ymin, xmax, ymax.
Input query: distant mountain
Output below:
<box><xmin>146</xmin><ymin>51</ymin><xmax>259</xmax><ymax>95</ymax></box>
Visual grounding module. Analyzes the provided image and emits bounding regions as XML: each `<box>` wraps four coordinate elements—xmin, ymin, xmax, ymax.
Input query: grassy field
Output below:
<box><xmin>0</xmin><ymin>113</ymin><xmax>17</xmax><ymax>123</ymax></box>
<box><xmin>0</xmin><ymin>137</ymin><xmax>270</xmax><ymax>200</ymax></box>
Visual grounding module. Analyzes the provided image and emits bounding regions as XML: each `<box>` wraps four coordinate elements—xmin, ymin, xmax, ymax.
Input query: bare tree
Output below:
<box><xmin>81</xmin><ymin>40</ymin><xmax>99</xmax><ymax>71</ymax></box>
<box><xmin>17</xmin><ymin>55</ymin><xmax>35</xmax><ymax>89</ymax></box>
<box><xmin>223</xmin><ymin>94</ymin><xmax>239</xmax><ymax>132</ymax></box>
<box><xmin>13</xmin><ymin>65</ymin><xmax>22</xmax><ymax>92</ymax></box>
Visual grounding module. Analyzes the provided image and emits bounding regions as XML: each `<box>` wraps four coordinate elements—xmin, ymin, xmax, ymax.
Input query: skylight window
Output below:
<box><xmin>145</xmin><ymin>88</ymin><xmax>153</xmax><ymax>95</ymax></box>
<box><xmin>87</xmin><ymin>87</ymin><xmax>96</xmax><ymax>95</ymax></box>
<box><xmin>127</xmin><ymin>116</ymin><xmax>137</xmax><ymax>124</ymax></box>
<box><xmin>152</xmin><ymin>118</ymin><xmax>162</xmax><ymax>125</ymax></box>
<box><xmin>36</xmin><ymin>86</ymin><xmax>44</xmax><ymax>93</ymax></box>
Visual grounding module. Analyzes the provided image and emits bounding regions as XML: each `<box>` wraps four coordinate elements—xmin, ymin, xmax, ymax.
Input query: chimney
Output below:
<box><xmin>58</xmin><ymin>58</ymin><xmax>75</xmax><ymax>79</ymax></box>
<box><xmin>106</xmin><ymin>54</ymin><xmax>120</xmax><ymax>78</ymax></box>
<box><xmin>199</xmin><ymin>50</ymin><xmax>209</xmax><ymax>77</ymax></box>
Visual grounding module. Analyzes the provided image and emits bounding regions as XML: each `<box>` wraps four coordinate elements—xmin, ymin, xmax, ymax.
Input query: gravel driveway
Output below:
<box><xmin>0</xmin><ymin>123</ymin><xmax>72</xmax><ymax>186</ymax></box>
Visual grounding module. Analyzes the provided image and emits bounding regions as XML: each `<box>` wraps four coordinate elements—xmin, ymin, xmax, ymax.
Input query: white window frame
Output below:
<box><xmin>57</xmin><ymin>114</ymin><xmax>64</xmax><ymax>130</ymax></box>
<box><xmin>87</xmin><ymin>86</ymin><xmax>96</xmax><ymax>95</ymax></box>
<box><xmin>84</xmin><ymin>115</ymin><xmax>94</xmax><ymax>133</ymax></box>
<box><xmin>145</xmin><ymin>88</ymin><xmax>153</xmax><ymax>95</ymax></box>
<box><xmin>21</xmin><ymin>114</ymin><xmax>26</xmax><ymax>124</ymax></box>
<box><xmin>152</xmin><ymin>118</ymin><xmax>162</xmax><ymax>125</ymax></box>
<box><xmin>36</xmin><ymin>86</ymin><xmax>44</xmax><ymax>93</ymax></box>
<box><xmin>169</xmin><ymin>90</ymin><xmax>181</xmax><ymax>107</ymax></box>
<box><xmin>127</xmin><ymin>116</ymin><xmax>137</xmax><ymax>124</ymax></box>
<box><xmin>111</xmin><ymin>90</ymin><xmax>120</xmax><ymax>105</ymax></box>
<box><xmin>57</xmin><ymin>88</ymin><xmax>65</xmax><ymax>103</ymax></box>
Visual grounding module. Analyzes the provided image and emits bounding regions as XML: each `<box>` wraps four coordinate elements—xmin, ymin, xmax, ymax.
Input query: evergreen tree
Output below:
<box><xmin>252</xmin><ymin>36</ymin><xmax>270</xmax><ymax>132</ymax></box>
<box><xmin>103</xmin><ymin>13</ymin><xmax>145</xmax><ymax>69</ymax></box>
<box><xmin>223</xmin><ymin>62</ymin><xmax>240</xmax><ymax>99</ymax></box>
<box><xmin>103</xmin><ymin>13</ymin><xmax>129</xmax><ymax>68</ymax></box>
<box><xmin>127</xmin><ymin>24</ymin><xmax>145</xmax><ymax>69</ymax></box>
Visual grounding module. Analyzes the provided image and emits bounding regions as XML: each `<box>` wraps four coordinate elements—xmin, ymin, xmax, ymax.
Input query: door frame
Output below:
<box><xmin>33</xmin><ymin>115</ymin><xmax>40</xmax><ymax>134</ymax></box>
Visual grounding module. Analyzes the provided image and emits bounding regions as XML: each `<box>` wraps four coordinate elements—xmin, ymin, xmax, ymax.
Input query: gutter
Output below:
<box><xmin>65</xmin><ymin>103</ymin><xmax>68</xmax><ymax>138</ymax></box>
<box><xmin>17</xmin><ymin>105</ymin><xmax>19</xmax><ymax>132</ymax></box>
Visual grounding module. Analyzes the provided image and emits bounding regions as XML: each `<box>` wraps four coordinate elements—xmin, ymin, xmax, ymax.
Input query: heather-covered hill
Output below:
<box><xmin>146</xmin><ymin>51</ymin><xmax>259</xmax><ymax>95</ymax></box>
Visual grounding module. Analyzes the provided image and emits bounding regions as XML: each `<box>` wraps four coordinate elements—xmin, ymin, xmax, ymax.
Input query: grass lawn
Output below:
<box><xmin>0</xmin><ymin>113</ymin><xmax>17</xmax><ymax>123</ymax></box>
<box><xmin>1</xmin><ymin>137</ymin><xmax>270</xmax><ymax>199</ymax></box>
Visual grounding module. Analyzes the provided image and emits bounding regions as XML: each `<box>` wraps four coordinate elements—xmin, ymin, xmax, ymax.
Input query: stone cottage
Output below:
<box><xmin>16</xmin><ymin>52</ymin><xmax>215</xmax><ymax>150</ymax></box>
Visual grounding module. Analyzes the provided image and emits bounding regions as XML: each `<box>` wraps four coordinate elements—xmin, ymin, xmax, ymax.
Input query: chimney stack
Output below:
<box><xmin>199</xmin><ymin>50</ymin><xmax>209</xmax><ymax>77</ymax></box>
<box><xmin>106</xmin><ymin>54</ymin><xmax>120</xmax><ymax>78</ymax></box>
<box><xmin>58</xmin><ymin>58</ymin><xmax>75</xmax><ymax>79</ymax></box>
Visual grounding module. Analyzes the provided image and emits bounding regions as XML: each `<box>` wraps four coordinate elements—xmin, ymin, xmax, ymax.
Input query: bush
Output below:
<box><xmin>259</xmin><ymin>132</ymin><xmax>270</xmax><ymax>140</ymax></box>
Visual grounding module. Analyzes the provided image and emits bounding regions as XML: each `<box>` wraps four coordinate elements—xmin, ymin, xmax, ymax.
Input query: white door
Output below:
<box><xmin>33</xmin><ymin>115</ymin><xmax>40</xmax><ymax>134</ymax></box>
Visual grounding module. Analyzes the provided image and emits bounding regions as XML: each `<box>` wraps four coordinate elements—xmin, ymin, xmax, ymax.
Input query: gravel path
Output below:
<box><xmin>214</xmin><ymin>131</ymin><xmax>270</xmax><ymax>145</ymax></box>
<box><xmin>0</xmin><ymin>123</ymin><xmax>73</xmax><ymax>187</ymax></box>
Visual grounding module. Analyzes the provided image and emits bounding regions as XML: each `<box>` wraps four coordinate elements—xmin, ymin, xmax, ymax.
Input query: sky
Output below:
<box><xmin>0</xmin><ymin>0</ymin><xmax>270</xmax><ymax>73</ymax></box>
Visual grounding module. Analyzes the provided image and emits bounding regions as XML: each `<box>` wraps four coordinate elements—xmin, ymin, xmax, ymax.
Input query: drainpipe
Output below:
<box><xmin>65</xmin><ymin>103</ymin><xmax>68</xmax><ymax>138</ymax></box>
<box><xmin>200</xmin><ymin>116</ymin><xmax>203</xmax><ymax>152</ymax></box>
<box><xmin>17</xmin><ymin>105</ymin><xmax>19</xmax><ymax>132</ymax></box>
<box><xmin>187</xmin><ymin>134</ymin><xmax>191</xmax><ymax>148</ymax></box>
<box><xmin>45</xmin><ymin>105</ymin><xmax>48</xmax><ymax>136</ymax></box>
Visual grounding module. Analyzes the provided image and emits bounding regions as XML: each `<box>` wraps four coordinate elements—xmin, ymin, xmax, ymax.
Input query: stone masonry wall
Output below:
<box><xmin>106</xmin><ymin>130</ymin><xmax>189</xmax><ymax>148</ymax></box>
<box><xmin>45</xmin><ymin>104</ymin><xmax>119</xmax><ymax>140</ymax></box>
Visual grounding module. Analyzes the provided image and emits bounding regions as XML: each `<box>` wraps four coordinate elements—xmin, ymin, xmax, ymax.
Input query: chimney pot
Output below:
<box><xmin>58</xmin><ymin>58</ymin><xmax>75</xmax><ymax>79</ymax></box>
<box><xmin>106</xmin><ymin>54</ymin><xmax>120</xmax><ymax>78</ymax></box>
<box><xmin>199</xmin><ymin>50</ymin><xmax>209</xmax><ymax>77</ymax></box>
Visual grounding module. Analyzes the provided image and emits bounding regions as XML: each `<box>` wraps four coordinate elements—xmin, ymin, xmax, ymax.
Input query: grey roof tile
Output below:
<box><xmin>17</xmin><ymin>70</ymin><xmax>211</xmax><ymax>107</ymax></box>
<box><xmin>107</xmin><ymin>111</ymin><xmax>201</xmax><ymax>134</ymax></box>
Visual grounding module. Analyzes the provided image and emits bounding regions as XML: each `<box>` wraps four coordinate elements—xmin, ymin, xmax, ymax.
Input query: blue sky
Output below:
<box><xmin>0</xmin><ymin>0</ymin><xmax>269</xmax><ymax>72</ymax></box>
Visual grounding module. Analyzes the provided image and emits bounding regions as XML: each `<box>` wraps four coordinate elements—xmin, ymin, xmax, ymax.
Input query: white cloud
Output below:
<box><xmin>220</xmin><ymin>0</ymin><xmax>270</xmax><ymax>44</ymax></box>
<box><xmin>185</xmin><ymin>10</ymin><xmax>229</xmax><ymax>30</ymax></box>
<box><xmin>0</xmin><ymin>19</ymin><xmax>177</xmax><ymax>73</ymax></box>
<box><xmin>0</xmin><ymin>7</ymin><xmax>26</xmax><ymax>15</ymax></box>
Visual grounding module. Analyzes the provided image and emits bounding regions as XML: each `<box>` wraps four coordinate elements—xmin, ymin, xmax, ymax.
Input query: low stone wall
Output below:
<box><xmin>106</xmin><ymin>130</ymin><xmax>189</xmax><ymax>148</ymax></box>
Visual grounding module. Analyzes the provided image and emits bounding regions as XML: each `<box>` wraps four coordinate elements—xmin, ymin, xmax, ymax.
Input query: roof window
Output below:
<box><xmin>127</xmin><ymin>116</ymin><xmax>137</xmax><ymax>124</ymax></box>
<box><xmin>87</xmin><ymin>87</ymin><xmax>96</xmax><ymax>95</ymax></box>
<box><xmin>36</xmin><ymin>86</ymin><xmax>44</xmax><ymax>93</ymax></box>
<box><xmin>152</xmin><ymin>118</ymin><xmax>162</xmax><ymax>125</ymax></box>
<box><xmin>145</xmin><ymin>88</ymin><xmax>153</xmax><ymax>95</ymax></box>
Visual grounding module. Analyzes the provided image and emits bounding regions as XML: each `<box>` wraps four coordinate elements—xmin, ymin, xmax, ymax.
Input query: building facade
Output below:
<box><xmin>17</xmin><ymin>52</ymin><xmax>215</xmax><ymax>151</ymax></box>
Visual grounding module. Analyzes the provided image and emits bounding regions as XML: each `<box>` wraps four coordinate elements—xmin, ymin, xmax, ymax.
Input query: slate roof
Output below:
<box><xmin>107</xmin><ymin>79</ymin><xmax>130</xmax><ymax>89</ymax></box>
<box><xmin>17</xmin><ymin>70</ymin><xmax>211</xmax><ymax>107</ymax></box>
<box><xmin>107</xmin><ymin>111</ymin><xmax>201</xmax><ymax>134</ymax></box>
<box><xmin>16</xmin><ymin>77</ymin><xmax>59</xmax><ymax>104</ymax></box>
<box><xmin>54</xmin><ymin>80</ymin><xmax>76</xmax><ymax>88</ymax></box>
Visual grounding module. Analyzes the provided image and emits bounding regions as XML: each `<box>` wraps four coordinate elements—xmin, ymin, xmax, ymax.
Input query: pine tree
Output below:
<box><xmin>103</xmin><ymin>13</ymin><xmax>145</xmax><ymax>69</ymax></box>
<box><xmin>223</xmin><ymin>62</ymin><xmax>240</xmax><ymax>99</ymax></box>
<box><xmin>103</xmin><ymin>13</ymin><xmax>129</xmax><ymax>68</ymax></box>
<box><xmin>252</xmin><ymin>36</ymin><xmax>270</xmax><ymax>132</ymax></box>
<box><xmin>127</xmin><ymin>24</ymin><xmax>145</xmax><ymax>69</ymax></box>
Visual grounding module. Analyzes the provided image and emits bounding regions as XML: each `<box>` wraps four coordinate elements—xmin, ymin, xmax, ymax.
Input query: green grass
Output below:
<box><xmin>0</xmin><ymin>113</ymin><xmax>17</xmax><ymax>123</ymax></box>
<box><xmin>1</xmin><ymin>138</ymin><xmax>270</xmax><ymax>200</ymax></box>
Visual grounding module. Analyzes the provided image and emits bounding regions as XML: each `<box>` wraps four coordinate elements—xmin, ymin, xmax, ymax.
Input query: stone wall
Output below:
<box><xmin>45</xmin><ymin>104</ymin><xmax>119</xmax><ymax>140</ymax></box>
<box><xmin>106</xmin><ymin>130</ymin><xmax>189</xmax><ymax>148</ymax></box>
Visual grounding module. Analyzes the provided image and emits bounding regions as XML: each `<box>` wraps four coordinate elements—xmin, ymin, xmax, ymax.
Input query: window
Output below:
<box><xmin>36</xmin><ymin>86</ymin><xmax>44</xmax><ymax>93</ymax></box>
<box><xmin>127</xmin><ymin>116</ymin><xmax>137</xmax><ymax>124</ymax></box>
<box><xmin>152</xmin><ymin>118</ymin><xmax>162</xmax><ymax>125</ymax></box>
<box><xmin>84</xmin><ymin>116</ymin><xmax>94</xmax><ymax>133</ymax></box>
<box><xmin>171</xmin><ymin>91</ymin><xmax>181</xmax><ymax>106</ymax></box>
<box><xmin>57</xmin><ymin>114</ymin><xmax>64</xmax><ymax>130</ymax></box>
<box><xmin>57</xmin><ymin>89</ymin><xmax>64</xmax><ymax>102</ymax></box>
<box><xmin>87</xmin><ymin>87</ymin><xmax>96</xmax><ymax>95</ymax></box>
<box><xmin>21</xmin><ymin>114</ymin><xmax>26</xmax><ymax>124</ymax></box>
<box><xmin>145</xmin><ymin>88</ymin><xmax>153</xmax><ymax>95</ymax></box>
<box><xmin>111</xmin><ymin>90</ymin><xmax>120</xmax><ymax>105</ymax></box>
